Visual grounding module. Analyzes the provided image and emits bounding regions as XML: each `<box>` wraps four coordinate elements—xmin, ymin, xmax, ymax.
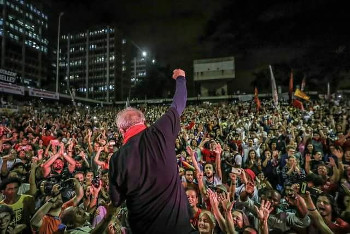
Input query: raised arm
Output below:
<box><xmin>303</xmin><ymin>191</ymin><xmax>333</xmax><ymax>234</ymax></box>
<box><xmin>64</xmin><ymin>178</ymin><xmax>84</xmax><ymax>206</ymax></box>
<box><xmin>207</xmin><ymin>189</ymin><xmax>227</xmax><ymax>232</ymax></box>
<box><xmin>328</xmin><ymin>157</ymin><xmax>340</xmax><ymax>184</ymax></box>
<box><xmin>170</xmin><ymin>69</ymin><xmax>187</xmax><ymax>116</ymax></box>
<box><xmin>215</xmin><ymin>143</ymin><xmax>223</xmax><ymax>181</ymax></box>
<box><xmin>94</xmin><ymin>147</ymin><xmax>106</xmax><ymax>167</ymax></box>
<box><xmin>60</xmin><ymin>143</ymin><xmax>76</xmax><ymax>173</ymax></box>
<box><xmin>186</xmin><ymin>146</ymin><xmax>200</xmax><ymax>172</ymax></box>
<box><xmin>28</xmin><ymin>158</ymin><xmax>39</xmax><ymax>196</ymax></box>
<box><xmin>41</xmin><ymin>153</ymin><xmax>60</xmax><ymax>177</ymax></box>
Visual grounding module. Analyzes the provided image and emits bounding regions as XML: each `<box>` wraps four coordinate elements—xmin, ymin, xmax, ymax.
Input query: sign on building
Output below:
<box><xmin>0</xmin><ymin>69</ymin><xmax>17</xmax><ymax>83</ymax></box>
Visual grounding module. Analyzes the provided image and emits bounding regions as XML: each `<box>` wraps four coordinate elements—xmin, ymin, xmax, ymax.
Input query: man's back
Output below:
<box><xmin>109</xmin><ymin>107</ymin><xmax>192</xmax><ymax>234</ymax></box>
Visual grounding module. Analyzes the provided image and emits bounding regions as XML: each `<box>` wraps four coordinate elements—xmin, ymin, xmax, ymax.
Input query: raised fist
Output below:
<box><xmin>172</xmin><ymin>69</ymin><xmax>185</xmax><ymax>80</ymax></box>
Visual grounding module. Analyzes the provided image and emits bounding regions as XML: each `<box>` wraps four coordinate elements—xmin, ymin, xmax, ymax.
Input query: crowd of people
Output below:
<box><xmin>0</xmin><ymin>93</ymin><xmax>349</xmax><ymax>233</ymax></box>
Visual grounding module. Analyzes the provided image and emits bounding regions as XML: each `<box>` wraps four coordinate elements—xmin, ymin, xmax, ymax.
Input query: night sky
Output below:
<box><xmin>45</xmin><ymin>0</ymin><xmax>350</xmax><ymax>92</ymax></box>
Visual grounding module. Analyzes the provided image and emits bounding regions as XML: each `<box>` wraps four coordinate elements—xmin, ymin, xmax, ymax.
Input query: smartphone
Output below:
<box><xmin>300</xmin><ymin>182</ymin><xmax>307</xmax><ymax>194</ymax></box>
<box><xmin>231</xmin><ymin>167</ymin><xmax>242</xmax><ymax>175</ymax></box>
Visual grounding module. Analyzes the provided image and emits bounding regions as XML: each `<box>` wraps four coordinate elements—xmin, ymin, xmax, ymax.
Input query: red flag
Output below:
<box><xmin>293</xmin><ymin>99</ymin><xmax>304</xmax><ymax>110</ymax></box>
<box><xmin>254</xmin><ymin>87</ymin><xmax>261</xmax><ymax>111</ymax></box>
<box><xmin>289</xmin><ymin>71</ymin><xmax>293</xmax><ymax>104</ymax></box>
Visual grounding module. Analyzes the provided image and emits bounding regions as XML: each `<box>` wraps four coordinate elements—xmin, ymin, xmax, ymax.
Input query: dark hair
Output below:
<box><xmin>85</xmin><ymin>170</ymin><xmax>94</xmax><ymax>176</ymax></box>
<box><xmin>184</xmin><ymin>168</ymin><xmax>194</xmax><ymax>174</ymax></box>
<box><xmin>61</xmin><ymin>207</ymin><xmax>76</xmax><ymax>229</ymax></box>
<box><xmin>0</xmin><ymin>205</ymin><xmax>14</xmax><ymax>219</ymax></box>
<box><xmin>12</xmin><ymin>162</ymin><xmax>25</xmax><ymax>169</ymax></box>
<box><xmin>305</xmin><ymin>173</ymin><xmax>326</xmax><ymax>187</ymax></box>
<box><xmin>185</xmin><ymin>187</ymin><xmax>198</xmax><ymax>197</ymax></box>
<box><xmin>247</xmin><ymin>149</ymin><xmax>257</xmax><ymax>159</ymax></box>
<box><xmin>73</xmin><ymin>171</ymin><xmax>84</xmax><ymax>176</ymax></box>
<box><xmin>317</xmin><ymin>193</ymin><xmax>339</xmax><ymax>221</ymax></box>
<box><xmin>0</xmin><ymin>177</ymin><xmax>22</xmax><ymax>191</ymax></box>
<box><xmin>101</xmin><ymin>169</ymin><xmax>109</xmax><ymax>175</ymax></box>
<box><xmin>203</xmin><ymin>163</ymin><xmax>215</xmax><ymax>173</ymax></box>
<box><xmin>229</xmin><ymin>142</ymin><xmax>238</xmax><ymax>152</ymax></box>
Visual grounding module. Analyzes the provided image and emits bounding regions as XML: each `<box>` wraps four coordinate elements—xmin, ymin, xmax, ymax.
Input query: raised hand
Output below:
<box><xmin>331</xmin><ymin>148</ymin><xmax>344</xmax><ymax>160</ymax></box>
<box><xmin>328</xmin><ymin>157</ymin><xmax>336</xmax><ymax>167</ymax></box>
<box><xmin>220</xmin><ymin>192</ymin><xmax>233</xmax><ymax>212</ymax></box>
<box><xmin>214</xmin><ymin>143</ymin><xmax>222</xmax><ymax>156</ymax></box>
<box><xmin>255</xmin><ymin>200</ymin><xmax>274</xmax><ymax>222</ymax></box>
<box><xmin>207</xmin><ymin>188</ymin><xmax>219</xmax><ymax>209</ymax></box>
<box><xmin>172</xmin><ymin>69</ymin><xmax>185</xmax><ymax>79</ymax></box>
<box><xmin>305</xmin><ymin>154</ymin><xmax>311</xmax><ymax>163</ymax></box>
<box><xmin>186</xmin><ymin>145</ymin><xmax>194</xmax><ymax>156</ymax></box>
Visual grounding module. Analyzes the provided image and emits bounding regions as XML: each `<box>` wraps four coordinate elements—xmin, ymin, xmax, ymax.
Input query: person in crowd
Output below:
<box><xmin>197</xmin><ymin>210</ymin><xmax>216</xmax><ymax>234</ymax></box>
<box><xmin>245</xmin><ymin>149</ymin><xmax>261</xmax><ymax>175</ymax></box>
<box><xmin>281</xmin><ymin>155</ymin><xmax>306</xmax><ymax>185</ymax></box>
<box><xmin>0</xmin><ymin>177</ymin><xmax>34</xmax><ymax>232</ymax></box>
<box><xmin>186</xmin><ymin>187</ymin><xmax>202</xmax><ymax>230</ymax></box>
<box><xmin>30</xmin><ymin>177</ymin><xmax>83</xmax><ymax>233</ymax></box>
<box><xmin>108</xmin><ymin>69</ymin><xmax>192</xmax><ymax>233</ymax></box>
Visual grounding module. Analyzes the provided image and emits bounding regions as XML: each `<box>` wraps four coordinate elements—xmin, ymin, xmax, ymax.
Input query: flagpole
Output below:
<box><xmin>289</xmin><ymin>70</ymin><xmax>293</xmax><ymax>105</ymax></box>
<box><xmin>327</xmin><ymin>82</ymin><xmax>330</xmax><ymax>101</ymax></box>
<box><xmin>269</xmin><ymin>65</ymin><xmax>279</xmax><ymax>109</ymax></box>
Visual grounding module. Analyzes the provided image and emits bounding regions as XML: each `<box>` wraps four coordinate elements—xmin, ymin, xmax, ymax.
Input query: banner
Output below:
<box><xmin>294</xmin><ymin>88</ymin><xmax>310</xmax><ymax>101</ymax></box>
<box><xmin>289</xmin><ymin>70</ymin><xmax>293</xmax><ymax>104</ymax></box>
<box><xmin>269</xmin><ymin>65</ymin><xmax>279</xmax><ymax>107</ymax></box>
<box><xmin>28</xmin><ymin>88</ymin><xmax>59</xmax><ymax>100</ymax></box>
<box><xmin>0</xmin><ymin>81</ymin><xmax>24</xmax><ymax>95</ymax></box>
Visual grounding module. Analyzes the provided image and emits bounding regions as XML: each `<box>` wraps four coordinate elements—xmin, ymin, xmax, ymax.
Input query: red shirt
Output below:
<box><xmin>201</xmin><ymin>148</ymin><xmax>216</xmax><ymax>163</ymax></box>
<box><xmin>328</xmin><ymin>218</ymin><xmax>350</xmax><ymax>234</ymax></box>
<box><xmin>190</xmin><ymin>208</ymin><xmax>202</xmax><ymax>229</ymax></box>
<box><xmin>41</xmin><ymin>135</ymin><xmax>55</xmax><ymax>146</ymax></box>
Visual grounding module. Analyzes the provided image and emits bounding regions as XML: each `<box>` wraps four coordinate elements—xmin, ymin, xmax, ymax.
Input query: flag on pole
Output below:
<box><xmin>301</xmin><ymin>76</ymin><xmax>306</xmax><ymax>91</ymax></box>
<box><xmin>294</xmin><ymin>88</ymin><xmax>310</xmax><ymax>101</ymax></box>
<box><xmin>254</xmin><ymin>87</ymin><xmax>261</xmax><ymax>111</ymax></box>
<box><xmin>292</xmin><ymin>99</ymin><xmax>304</xmax><ymax>110</ymax></box>
<box><xmin>289</xmin><ymin>70</ymin><xmax>294</xmax><ymax>104</ymax></box>
<box><xmin>269</xmin><ymin>65</ymin><xmax>279</xmax><ymax>107</ymax></box>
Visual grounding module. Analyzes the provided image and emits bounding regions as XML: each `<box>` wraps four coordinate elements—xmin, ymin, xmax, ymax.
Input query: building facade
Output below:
<box><xmin>59</xmin><ymin>26</ymin><xmax>129</xmax><ymax>102</ymax></box>
<box><xmin>0</xmin><ymin>0</ymin><xmax>49</xmax><ymax>87</ymax></box>
<box><xmin>193</xmin><ymin>56</ymin><xmax>235</xmax><ymax>96</ymax></box>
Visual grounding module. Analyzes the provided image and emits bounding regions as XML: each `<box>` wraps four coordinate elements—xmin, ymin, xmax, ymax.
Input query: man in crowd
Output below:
<box><xmin>0</xmin><ymin>177</ymin><xmax>35</xmax><ymax>232</ymax></box>
<box><xmin>109</xmin><ymin>69</ymin><xmax>192</xmax><ymax>233</ymax></box>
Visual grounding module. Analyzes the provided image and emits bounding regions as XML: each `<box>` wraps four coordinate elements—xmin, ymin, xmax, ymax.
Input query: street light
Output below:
<box><xmin>55</xmin><ymin>12</ymin><xmax>64</xmax><ymax>93</ymax></box>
